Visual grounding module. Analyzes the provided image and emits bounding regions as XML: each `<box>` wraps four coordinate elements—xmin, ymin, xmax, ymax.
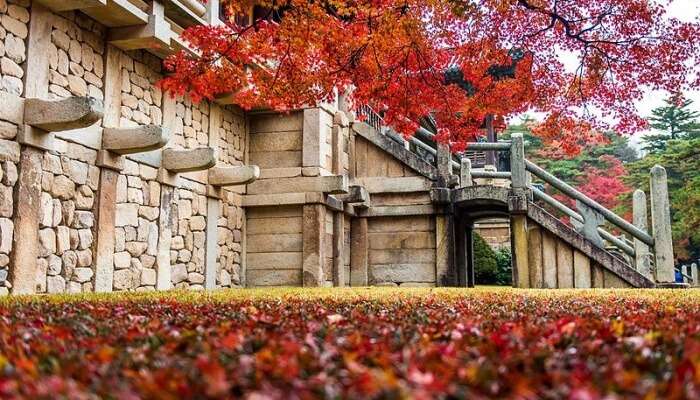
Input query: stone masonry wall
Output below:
<box><xmin>172</xmin><ymin>95</ymin><xmax>208</xmax><ymax>150</ymax></box>
<box><xmin>0</xmin><ymin>123</ymin><xmax>18</xmax><ymax>295</ymax></box>
<box><xmin>110</xmin><ymin>49</ymin><xmax>163</xmax><ymax>292</ymax></box>
<box><xmin>113</xmin><ymin>159</ymin><xmax>160</xmax><ymax>291</ymax></box>
<box><xmin>215</xmin><ymin>107</ymin><xmax>246</xmax><ymax>288</ymax></box>
<box><xmin>217</xmin><ymin>191</ymin><xmax>243</xmax><ymax>288</ymax></box>
<box><xmin>0</xmin><ymin>0</ymin><xmax>26</xmax><ymax>294</ymax></box>
<box><xmin>119</xmin><ymin>50</ymin><xmax>162</xmax><ymax>128</ymax></box>
<box><xmin>37</xmin><ymin>140</ymin><xmax>99</xmax><ymax>293</ymax></box>
<box><xmin>48</xmin><ymin>10</ymin><xmax>104</xmax><ymax>100</ymax></box>
<box><xmin>171</xmin><ymin>180</ymin><xmax>208</xmax><ymax>289</ymax></box>
<box><xmin>34</xmin><ymin>10</ymin><xmax>105</xmax><ymax>294</ymax></box>
<box><xmin>0</xmin><ymin>0</ymin><xmax>28</xmax><ymax>96</ymax></box>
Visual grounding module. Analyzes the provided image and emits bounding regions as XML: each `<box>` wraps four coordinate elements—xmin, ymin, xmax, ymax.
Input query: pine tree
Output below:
<box><xmin>643</xmin><ymin>94</ymin><xmax>700</xmax><ymax>153</ymax></box>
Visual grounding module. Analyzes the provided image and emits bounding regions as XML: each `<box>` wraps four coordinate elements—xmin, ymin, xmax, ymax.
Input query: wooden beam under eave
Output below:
<box><xmin>34</xmin><ymin>0</ymin><xmax>107</xmax><ymax>12</ymax></box>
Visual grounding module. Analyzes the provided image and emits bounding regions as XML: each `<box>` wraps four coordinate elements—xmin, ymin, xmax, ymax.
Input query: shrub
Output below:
<box><xmin>474</xmin><ymin>233</ymin><xmax>513</xmax><ymax>286</ymax></box>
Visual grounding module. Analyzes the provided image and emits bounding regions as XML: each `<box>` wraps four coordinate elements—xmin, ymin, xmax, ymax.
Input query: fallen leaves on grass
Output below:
<box><xmin>0</xmin><ymin>288</ymin><xmax>699</xmax><ymax>399</ymax></box>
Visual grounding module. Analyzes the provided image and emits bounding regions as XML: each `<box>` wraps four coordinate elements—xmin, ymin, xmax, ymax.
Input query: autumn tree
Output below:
<box><xmin>642</xmin><ymin>93</ymin><xmax>700</xmax><ymax>153</ymax></box>
<box><xmin>625</xmin><ymin>138</ymin><xmax>700</xmax><ymax>261</ymax></box>
<box><xmin>161</xmin><ymin>0</ymin><xmax>700</xmax><ymax>153</ymax></box>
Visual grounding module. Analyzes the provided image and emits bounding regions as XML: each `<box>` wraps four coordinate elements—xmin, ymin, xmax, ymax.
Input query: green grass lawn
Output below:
<box><xmin>1</xmin><ymin>287</ymin><xmax>699</xmax><ymax>399</ymax></box>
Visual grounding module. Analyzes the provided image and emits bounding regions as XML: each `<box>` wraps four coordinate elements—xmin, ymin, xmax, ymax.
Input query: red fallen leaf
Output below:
<box><xmin>95</xmin><ymin>346</ymin><xmax>116</xmax><ymax>364</ymax></box>
<box><xmin>220</xmin><ymin>332</ymin><xmax>241</xmax><ymax>350</ymax></box>
<box><xmin>195</xmin><ymin>355</ymin><xmax>231</xmax><ymax>397</ymax></box>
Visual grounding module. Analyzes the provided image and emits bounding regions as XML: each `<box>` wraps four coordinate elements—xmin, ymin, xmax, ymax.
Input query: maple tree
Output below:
<box><xmin>160</xmin><ymin>0</ymin><xmax>700</xmax><ymax>153</ymax></box>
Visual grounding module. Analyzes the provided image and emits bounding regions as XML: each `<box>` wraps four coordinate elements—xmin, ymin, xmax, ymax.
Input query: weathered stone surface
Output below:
<box><xmin>24</xmin><ymin>97</ymin><xmax>103</xmax><ymax>132</ymax></box>
<box><xmin>62</xmin><ymin>251</ymin><xmax>77</xmax><ymax>271</ymax></box>
<box><xmin>39</xmin><ymin>228</ymin><xmax>56</xmax><ymax>257</ymax></box>
<box><xmin>125</xmin><ymin>241</ymin><xmax>147</xmax><ymax>257</ymax></box>
<box><xmin>138</xmin><ymin>206</ymin><xmax>158</xmax><ymax>221</ymax></box>
<box><xmin>171</xmin><ymin>263</ymin><xmax>187</xmax><ymax>283</ymax></box>
<box><xmin>0</xmin><ymin>164</ymin><xmax>13</xmax><ymax>188</ymax></box>
<box><xmin>162</xmin><ymin>147</ymin><xmax>217</xmax><ymax>173</ymax></box>
<box><xmin>74</xmin><ymin>211</ymin><xmax>94</xmax><ymax>228</ymax></box>
<box><xmin>0</xmin><ymin>139</ymin><xmax>20</xmax><ymax>162</ymax></box>
<box><xmin>0</xmin><ymin>185</ymin><xmax>12</xmax><ymax>218</ymax></box>
<box><xmin>51</xmin><ymin>175</ymin><xmax>75</xmax><ymax>200</ymax></box>
<box><xmin>189</xmin><ymin>216</ymin><xmax>206</xmax><ymax>231</ymax></box>
<box><xmin>209</xmin><ymin>165</ymin><xmax>260</xmax><ymax>187</ymax></box>
<box><xmin>76</xmin><ymin>249</ymin><xmax>92</xmax><ymax>267</ymax></box>
<box><xmin>102</xmin><ymin>125</ymin><xmax>170</xmax><ymax>155</ymax></box>
<box><xmin>115</xmin><ymin>203</ymin><xmax>138</xmax><ymax>227</ymax></box>
<box><xmin>114</xmin><ymin>251</ymin><xmax>131</xmax><ymax>270</ymax></box>
<box><xmin>113</xmin><ymin>269</ymin><xmax>133</xmax><ymax>290</ymax></box>
<box><xmin>47</xmin><ymin>254</ymin><xmax>61</xmax><ymax>276</ymax></box>
<box><xmin>140</xmin><ymin>268</ymin><xmax>156</xmax><ymax>286</ymax></box>
<box><xmin>47</xmin><ymin>275</ymin><xmax>66</xmax><ymax>293</ymax></box>
<box><xmin>0</xmin><ymin>121</ymin><xmax>17</xmax><ymax>140</ymax></box>
<box><xmin>73</xmin><ymin>267</ymin><xmax>93</xmax><ymax>283</ymax></box>
<box><xmin>56</xmin><ymin>226</ymin><xmax>70</xmax><ymax>254</ymax></box>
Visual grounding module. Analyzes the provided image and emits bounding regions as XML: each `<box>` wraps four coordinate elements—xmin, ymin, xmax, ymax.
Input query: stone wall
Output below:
<box><xmin>112</xmin><ymin>160</ymin><xmax>160</xmax><ymax>291</ymax></box>
<box><xmin>367</xmin><ymin>215</ymin><xmax>437</xmax><ymax>287</ymax></box>
<box><xmin>246</xmin><ymin>205</ymin><xmax>303</xmax><ymax>286</ymax></box>
<box><xmin>215</xmin><ymin>107</ymin><xmax>246</xmax><ymax>288</ymax></box>
<box><xmin>37</xmin><ymin>139</ymin><xmax>99</xmax><ymax>293</ymax></box>
<box><xmin>0</xmin><ymin>120</ymin><xmax>18</xmax><ymax>294</ymax></box>
<box><xmin>48</xmin><ymin>10</ymin><xmax>104</xmax><ymax>101</ymax></box>
<box><xmin>171</xmin><ymin>180</ymin><xmax>207</xmax><ymax>289</ymax></box>
<box><xmin>0</xmin><ymin>0</ymin><xmax>28</xmax><ymax>293</ymax></box>
<box><xmin>119</xmin><ymin>50</ymin><xmax>162</xmax><ymax>128</ymax></box>
<box><xmin>172</xmin><ymin>95</ymin><xmax>208</xmax><ymax>150</ymax></box>
<box><xmin>0</xmin><ymin>0</ymin><xmax>28</xmax><ymax>96</ymax></box>
<box><xmin>249</xmin><ymin>112</ymin><xmax>302</xmax><ymax>170</ymax></box>
<box><xmin>34</xmin><ymin>10</ymin><xmax>106</xmax><ymax>294</ymax></box>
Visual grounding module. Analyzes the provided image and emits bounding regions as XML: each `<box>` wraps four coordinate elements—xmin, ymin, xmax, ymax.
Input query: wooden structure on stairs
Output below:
<box><xmin>0</xmin><ymin>0</ymin><xmax>678</xmax><ymax>295</ymax></box>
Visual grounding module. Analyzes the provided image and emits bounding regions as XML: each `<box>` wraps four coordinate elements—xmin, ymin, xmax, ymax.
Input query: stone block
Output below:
<box><xmin>73</xmin><ymin>211</ymin><xmax>94</xmax><ymax>228</ymax></box>
<box><xmin>140</xmin><ymin>268</ymin><xmax>156</xmax><ymax>286</ymax></box>
<box><xmin>171</xmin><ymin>263</ymin><xmax>187</xmax><ymax>284</ymax></box>
<box><xmin>73</xmin><ymin>267</ymin><xmax>93</xmax><ymax>283</ymax></box>
<box><xmin>114</xmin><ymin>251</ymin><xmax>131</xmax><ymax>270</ymax></box>
<box><xmin>0</xmin><ymin>139</ymin><xmax>20</xmax><ymax>163</ymax></box>
<box><xmin>47</xmin><ymin>275</ymin><xmax>65</xmax><ymax>294</ymax></box>
<box><xmin>76</xmin><ymin>249</ymin><xmax>92</xmax><ymax>267</ymax></box>
<box><xmin>0</xmin><ymin>218</ymin><xmax>10</xmax><ymax>254</ymax></box>
<box><xmin>51</xmin><ymin>175</ymin><xmax>75</xmax><ymax>200</ymax></box>
<box><xmin>39</xmin><ymin>228</ymin><xmax>56</xmax><ymax>257</ymax></box>
<box><xmin>189</xmin><ymin>216</ymin><xmax>206</xmax><ymax>231</ymax></box>
<box><xmin>115</xmin><ymin>203</ymin><xmax>138</xmax><ymax>227</ymax></box>
<box><xmin>113</xmin><ymin>269</ymin><xmax>133</xmax><ymax>290</ymax></box>
<box><xmin>0</xmin><ymin>185</ymin><xmax>13</xmax><ymax>218</ymax></box>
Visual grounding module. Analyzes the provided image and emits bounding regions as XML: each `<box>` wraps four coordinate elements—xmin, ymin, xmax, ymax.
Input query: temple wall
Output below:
<box><xmin>0</xmin><ymin>0</ymin><xmax>28</xmax><ymax>294</ymax></box>
<box><xmin>0</xmin><ymin>0</ymin><xmax>453</xmax><ymax>295</ymax></box>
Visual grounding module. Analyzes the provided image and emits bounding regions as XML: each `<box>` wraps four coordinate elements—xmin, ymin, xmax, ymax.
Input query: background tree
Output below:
<box><xmin>624</xmin><ymin>138</ymin><xmax>700</xmax><ymax>261</ymax></box>
<box><xmin>503</xmin><ymin>121</ymin><xmax>635</xmax><ymax>213</ymax></box>
<box><xmin>160</xmin><ymin>0</ymin><xmax>700</xmax><ymax>153</ymax></box>
<box><xmin>642</xmin><ymin>94</ymin><xmax>700</xmax><ymax>153</ymax></box>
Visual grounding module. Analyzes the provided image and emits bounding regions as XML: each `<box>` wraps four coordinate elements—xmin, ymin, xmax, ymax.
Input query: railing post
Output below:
<box><xmin>693</xmin><ymin>263</ymin><xmax>698</xmax><ymax>287</ymax></box>
<box><xmin>510</xmin><ymin>133</ymin><xmax>526</xmax><ymax>190</ymax></box>
<box><xmin>650</xmin><ymin>165</ymin><xmax>675</xmax><ymax>284</ymax></box>
<box><xmin>459</xmin><ymin>157</ymin><xmax>472</xmax><ymax>188</ymax></box>
<box><xmin>436</xmin><ymin>142</ymin><xmax>455</xmax><ymax>187</ymax></box>
<box><xmin>683</xmin><ymin>264</ymin><xmax>691</xmax><ymax>284</ymax></box>
<box><xmin>632</xmin><ymin>189</ymin><xmax>652</xmax><ymax>279</ymax></box>
<box><xmin>205</xmin><ymin>0</ymin><xmax>221</xmax><ymax>25</ymax></box>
